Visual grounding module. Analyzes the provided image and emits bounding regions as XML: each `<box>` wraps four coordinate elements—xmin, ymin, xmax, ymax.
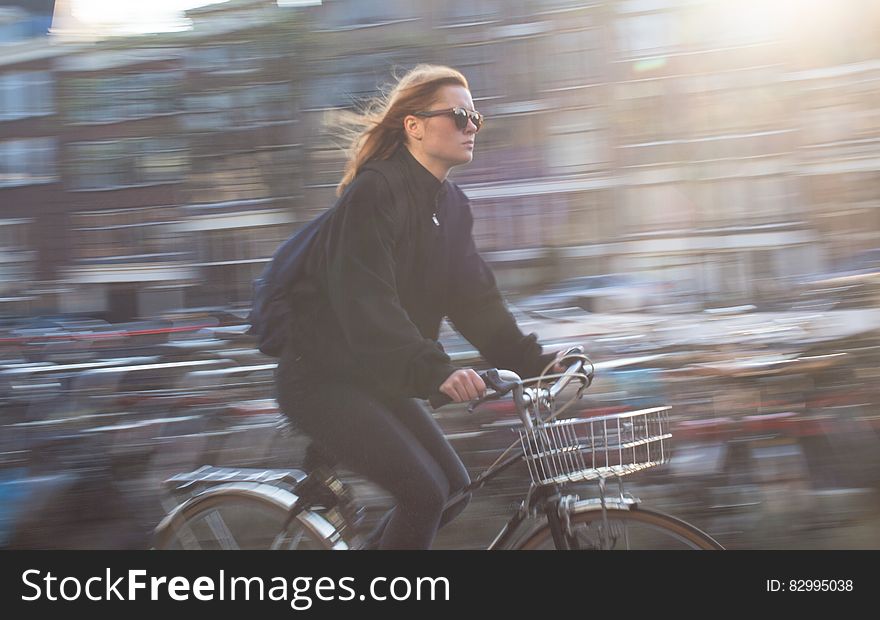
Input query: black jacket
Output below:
<box><xmin>287</xmin><ymin>146</ymin><xmax>555</xmax><ymax>399</ymax></box>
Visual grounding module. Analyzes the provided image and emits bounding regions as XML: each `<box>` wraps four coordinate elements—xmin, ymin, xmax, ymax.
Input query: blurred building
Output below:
<box><xmin>0</xmin><ymin>2</ymin><xmax>60</xmax><ymax>315</ymax></box>
<box><xmin>299</xmin><ymin>0</ymin><xmax>619</xmax><ymax>290</ymax></box>
<box><xmin>15</xmin><ymin>0</ymin><xmax>309</xmax><ymax>320</ymax></box>
<box><xmin>595</xmin><ymin>0</ymin><xmax>876</xmax><ymax>306</ymax></box>
<box><xmin>295</xmin><ymin>0</ymin><xmax>433</xmax><ymax>210</ymax></box>
<box><xmin>174</xmin><ymin>0</ymin><xmax>306</xmax><ymax>308</ymax></box>
<box><xmin>599</xmin><ymin>0</ymin><xmax>815</xmax><ymax>306</ymax></box>
<box><xmin>304</xmin><ymin>0</ymin><xmax>880</xmax><ymax>304</ymax></box>
<box><xmin>55</xmin><ymin>45</ymin><xmax>195</xmax><ymax>320</ymax></box>
<box><xmin>4</xmin><ymin>0</ymin><xmax>880</xmax><ymax>318</ymax></box>
<box><xmin>784</xmin><ymin>0</ymin><xmax>880</xmax><ymax>271</ymax></box>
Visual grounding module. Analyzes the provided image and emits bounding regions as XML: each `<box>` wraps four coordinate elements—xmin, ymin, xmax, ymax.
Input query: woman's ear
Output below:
<box><xmin>403</xmin><ymin>114</ymin><xmax>423</xmax><ymax>141</ymax></box>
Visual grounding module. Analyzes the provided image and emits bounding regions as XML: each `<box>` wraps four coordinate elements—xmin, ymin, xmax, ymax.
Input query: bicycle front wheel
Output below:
<box><xmin>515</xmin><ymin>506</ymin><xmax>724</xmax><ymax>550</ymax></box>
<box><xmin>153</xmin><ymin>486</ymin><xmax>342</xmax><ymax>550</ymax></box>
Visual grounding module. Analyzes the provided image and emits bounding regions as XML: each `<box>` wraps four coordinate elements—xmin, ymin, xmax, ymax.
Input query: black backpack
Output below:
<box><xmin>246</xmin><ymin>207</ymin><xmax>334</xmax><ymax>357</ymax></box>
<box><xmin>247</xmin><ymin>159</ymin><xmax>408</xmax><ymax>357</ymax></box>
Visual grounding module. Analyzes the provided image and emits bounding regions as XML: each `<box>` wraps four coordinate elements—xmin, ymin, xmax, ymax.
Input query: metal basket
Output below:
<box><xmin>518</xmin><ymin>406</ymin><xmax>672</xmax><ymax>486</ymax></box>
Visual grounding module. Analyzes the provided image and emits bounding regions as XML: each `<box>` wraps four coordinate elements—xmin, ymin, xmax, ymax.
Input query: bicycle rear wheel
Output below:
<box><xmin>515</xmin><ymin>506</ymin><xmax>724</xmax><ymax>550</ymax></box>
<box><xmin>153</xmin><ymin>486</ymin><xmax>342</xmax><ymax>550</ymax></box>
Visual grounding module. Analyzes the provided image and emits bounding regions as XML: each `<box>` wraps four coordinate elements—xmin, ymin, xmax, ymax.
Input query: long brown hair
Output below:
<box><xmin>335</xmin><ymin>64</ymin><xmax>469</xmax><ymax>196</ymax></box>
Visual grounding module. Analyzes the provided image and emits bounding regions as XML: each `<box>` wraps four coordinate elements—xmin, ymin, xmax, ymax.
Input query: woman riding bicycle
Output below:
<box><xmin>275</xmin><ymin>64</ymin><xmax>564</xmax><ymax>550</ymax></box>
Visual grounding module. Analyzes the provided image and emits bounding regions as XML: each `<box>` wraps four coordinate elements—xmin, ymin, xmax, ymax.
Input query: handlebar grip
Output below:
<box><xmin>429</xmin><ymin>369</ymin><xmax>514</xmax><ymax>410</ymax></box>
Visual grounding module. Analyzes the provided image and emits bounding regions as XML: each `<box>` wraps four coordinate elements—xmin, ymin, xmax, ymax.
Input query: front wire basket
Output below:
<box><xmin>518</xmin><ymin>406</ymin><xmax>672</xmax><ymax>486</ymax></box>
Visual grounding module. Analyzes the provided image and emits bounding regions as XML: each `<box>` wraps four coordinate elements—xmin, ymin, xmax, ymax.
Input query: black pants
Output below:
<box><xmin>275</xmin><ymin>351</ymin><xmax>471</xmax><ymax>550</ymax></box>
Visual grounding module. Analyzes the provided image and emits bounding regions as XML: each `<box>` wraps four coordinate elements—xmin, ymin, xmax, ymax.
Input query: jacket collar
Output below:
<box><xmin>394</xmin><ymin>146</ymin><xmax>448</xmax><ymax>206</ymax></box>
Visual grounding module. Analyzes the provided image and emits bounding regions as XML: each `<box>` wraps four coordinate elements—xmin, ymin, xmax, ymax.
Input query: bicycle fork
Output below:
<box><xmin>544</xmin><ymin>478</ymin><xmax>639</xmax><ymax>550</ymax></box>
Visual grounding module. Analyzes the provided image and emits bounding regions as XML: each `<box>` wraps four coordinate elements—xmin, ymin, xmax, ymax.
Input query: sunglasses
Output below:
<box><xmin>414</xmin><ymin>107</ymin><xmax>484</xmax><ymax>132</ymax></box>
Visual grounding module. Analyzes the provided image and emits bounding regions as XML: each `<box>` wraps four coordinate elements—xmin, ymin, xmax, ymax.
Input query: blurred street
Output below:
<box><xmin>3</xmin><ymin>305</ymin><xmax>880</xmax><ymax>549</ymax></box>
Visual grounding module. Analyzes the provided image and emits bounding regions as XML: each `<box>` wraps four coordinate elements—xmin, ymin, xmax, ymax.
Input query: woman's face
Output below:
<box><xmin>408</xmin><ymin>85</ymin><xmax>479</xmax><ymax>177</ymax></box>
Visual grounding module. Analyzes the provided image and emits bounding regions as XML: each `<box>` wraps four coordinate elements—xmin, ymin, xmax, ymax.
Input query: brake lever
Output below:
<box><xmin>468</xmin><ymin>368</ymin><xmax>518</xmax><ymax>413</ymax></box>
<box><xmin>467</xmin><ymin>391</ymin><xmax>501</xmax><ymax>413</ymax></box>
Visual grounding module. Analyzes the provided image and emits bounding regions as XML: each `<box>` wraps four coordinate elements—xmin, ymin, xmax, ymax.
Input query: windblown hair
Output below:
<box><xmin>335</xmin><ymin>64</ymin><xmax>469</xmax><ymax>196</ymax></box>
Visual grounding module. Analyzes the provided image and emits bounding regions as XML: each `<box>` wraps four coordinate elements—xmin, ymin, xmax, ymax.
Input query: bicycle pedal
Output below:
<box><xmin>350</xmin><ymin>507</ymin><xmax>367</xmax><ymax>529</ymax></box>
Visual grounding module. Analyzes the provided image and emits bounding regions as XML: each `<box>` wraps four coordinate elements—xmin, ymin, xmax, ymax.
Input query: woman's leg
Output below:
<box><xmin>276</xmin><ymin>363</ymin><xmax>455</xmax><ymax>549</ymax></box>
<box><xmin>385</xmin><ymin>398</ymin><xmax>472</xmax><ymax>528</ymax></box>
<box><xmin>360</xmin><ymin>398</ymin><xmax>472</xmax><ymax>547</ymax></box>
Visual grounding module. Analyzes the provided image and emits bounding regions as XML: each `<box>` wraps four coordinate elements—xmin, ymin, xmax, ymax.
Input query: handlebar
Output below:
<box><xmin>429</xmin><ymin>346</ymin><xmax>593</xmax><ymax>429</ymax></box>
<box><xmin>427</xmin><ymin>368</ymin><xmax>519</xmax><ymax>409</ymax></box>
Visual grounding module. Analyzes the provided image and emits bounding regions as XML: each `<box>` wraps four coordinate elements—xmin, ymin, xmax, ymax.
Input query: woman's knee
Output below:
<box><xmin>449</xmin><ymin>465</ymin><xmax>471</xmax><ymax>494</ymax></box>
<box><xmin>443</xmin><ymin>462</ymin><xmax>470</xmax><ymax>505</ymax></box>
<box><xmin>442</xmin><ymin>489</ymin><xmax>471</xmax><ymax>523</ymax></box>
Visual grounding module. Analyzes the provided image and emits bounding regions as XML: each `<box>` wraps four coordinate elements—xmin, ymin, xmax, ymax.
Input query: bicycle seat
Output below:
<box><xmin>164</xmin><ymin>465</ymin><xmax>308</xmax><ymax>493</ymax></box>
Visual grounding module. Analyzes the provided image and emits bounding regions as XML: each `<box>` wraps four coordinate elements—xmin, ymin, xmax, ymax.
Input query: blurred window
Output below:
<box><xmin>691</xmin><ymin>181</ymin><xmax>721</xmax><ymax>226</ymax></box>
<box><xmin>0</xmin><ymin>218</ymin><xmax>30</xmax><ymax>250</ymax></box>
<box><xmin>683</xmin><ymin>0</ymin><xmax>781</xmax><ymax>49</ymax></box>
<box><xmin>684</xmin><ymin>72</ymin><xmax>788</xmax><ymax>138</ymax></box>
<box><xmin>72</xmin><ymin>206</ymin><xmax>184</xmax><ymax>261</ymax></box>
<box><xmin>717</xmin><ymin>177</ymin><xmax>748</xmax><ymax>222</ymax></box>
<box><xmin>182</xmin><ymin>93</ymin><xmax>228</xmax><ymax>130</ymax></box>
<box><xmin>304</xmin><ymin>145</ymin><xmax>345</xmax><ymax>188</ymax></box>
<box><xmin>545</xmin><ymin>109</ymin><xmax>607</xmax><ymax>173</ymax></box>
<box><xmin>0</xmin><ymin>70</ymin><xmax>53</xmax><ymax>119</ymax></box>
<box><xmin>0</xmin><ymin>18</ymin><xmax>26</xmax><ymax>43</ymax></box>
<box><xmin>68</xmin><ymin>138</ymin><xmax>187</xmax><ymax>190</ymax></box>
<box><xmin>439</xmin><ymin>0</ymin><xmax>501</xmax><ymax>22</ymax></box>
<box><xmin>539</xmin><ymin>190</ymin><xmax>612</xmax><ymax>245</ymax></box>
<box><xmin>545</xmin><ymin>28</ymin><xmax>602</xmax><ymax>88</ymax></box>
<box><xmin>305</xmin><ymin>65</ymin><xmax>385</xmax><ymax>109</ymax></box>
<box><xmin>504</xmin><ymin>36</ymin><xmax>544</xmax><ymax>99</ymax></box>
<box><xmin>322</xmin><ymin>0</ymin><xmax>415</xmax><ymax>26</ymax></box>
<box><xmin>753</xmin><ymin>175</ymin><xmax>795</xmax><ymax>222</ymax></box>
<box><xmin>615</xmin><ymin>11</ymin><xmax>676</xmax><ymax>58</ymax></box>
<box><xmin>540</xmin><ymin>0</ymin><xmax>590</xmax><ymax>9</ymax></box>
<box><xmin>0</xmin><ymin>137</ymin><xmax>56</xmax><ymax>187</ymax></box>
<box><xmin>443</xmin><ymin>44</ymin><xmax>496</xmax><ymax>99</ymax></box>
<box><xmin>624</xmin><ymin>183</ymin><xmax>694</xmax><ymax>233</ymax></box>
<box><xmin>188</xmin><ymin>151</ymin><xmax>267</xmax><ymax>202</ymax></box>
<box><xmin>801</xmin><ymin>89</ymin><xmax>869</xmax><ymax>145</ymax></box>
<box><xmin>183</xmin><ymin>83</ymin><xmax>291</xmax><ymax>130</ymax></box>
<box><xmin>186</xmin><ymin>45</ymin><xmax>231</xmax><ymax>71</ymax></box>
<box><xmin>195</xmin><ymin>224</ymin><xmax>289</xmax><ymax>264</ymax></box>
<box><xmin>66</xmin><ymin>71</ymin><xmax>182</xmax><ymax>124</ymax></box>
<box><xmin>618</xmin><ymin>0</ymin><xmax>671</xmax><ymax>11</ymax></box>
<box><xmin>0</xmin><ymin>218</ymin><xmax>33</xmax><ymax>290</ymax></box>
<box><xmin>185</xmin><ymin>41</ymin><xmax>273</xmax><ymax>74</ymax></box>
<box><xmin>615</xmin><ymin>80</ymin><xmax>671</xmax><ymax>143</ymax></box>
<box><xmin>187</xmin><ymin>137</ymin><xmax>299</xmax><ymax>203</ymax></box>
<box><xmin>304</xmin><ymin>51</ymin><xmax>416</xmax><ymax>111</ymax></box>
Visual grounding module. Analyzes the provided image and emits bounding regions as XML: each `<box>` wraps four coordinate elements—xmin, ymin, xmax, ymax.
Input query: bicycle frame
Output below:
<box><xmin>156</xmin><ymin>351</ymin><xmax>722</xmax><ymax>551</ymax></box>
<box><xmin>274</xmin><ymin>354</ymin><xmax>620</xmax><ymax>550</ymax></box>
<box><xmin>470</xmin><ymin>458</ymin><xmax>644</xmax><ymax>550</ymax></box>
<box><xmin>281</xmin><ymin>440</ymin><xmax>636</xmax><ymax>551</ymax></box>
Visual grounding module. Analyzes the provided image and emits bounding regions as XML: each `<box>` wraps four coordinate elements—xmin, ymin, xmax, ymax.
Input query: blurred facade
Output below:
<box><xmin>0</xmin><ymin>2</ymin><xmax>58</xmax><ymax>310</ymax></box>
<box><xmin>1</xmin><ymin>0</ymin><xmax>879</xmax><ymax>320</ymax></box>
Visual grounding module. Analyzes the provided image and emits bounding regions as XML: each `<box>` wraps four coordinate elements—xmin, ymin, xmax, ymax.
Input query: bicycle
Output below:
<box><xmin>152</xmin><ymin>347</ymin><xmax>723</xmax><ymax>550</ymax></box>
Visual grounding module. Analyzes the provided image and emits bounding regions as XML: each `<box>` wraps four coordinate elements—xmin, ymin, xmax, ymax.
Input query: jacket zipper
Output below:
<box><xmin>432</xmin><ymin>191</ymin><xmax>441</xmax><ymax>227</ymax></box>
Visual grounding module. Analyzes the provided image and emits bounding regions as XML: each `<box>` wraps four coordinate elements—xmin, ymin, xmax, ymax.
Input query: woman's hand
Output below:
<box><xmin>550</xmin><ymin>349</ymin><xmax>572</xmax><ymax>373</ymax></box>
<box><xmin>439</xmin><ymin>368</ymin><xmax>486</xmax><ymax>403</ymax></box>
